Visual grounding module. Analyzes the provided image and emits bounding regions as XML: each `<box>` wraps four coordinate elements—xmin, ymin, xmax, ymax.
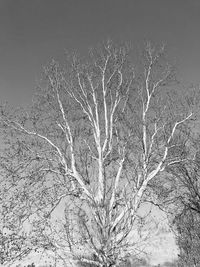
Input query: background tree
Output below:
<box><xmin>0</xmin><ymin>41</ymin><xmax>195</xmax><ymax>266</ymax></box>
<box><xmin>169</xmin><ymin>154</ymin><xmax>200</xmax><ymax>267</ymax></box>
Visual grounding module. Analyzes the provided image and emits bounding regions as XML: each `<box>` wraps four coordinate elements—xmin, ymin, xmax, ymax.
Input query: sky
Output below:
<box><xmin>0</xmin><ymin>0</ymin><xmax>199</xmax><ymax>264</ymax></box>
<box><xmin>0</xmin><ymin>0</ymin><xmax>200</xmax><ymax>106</ymax></box>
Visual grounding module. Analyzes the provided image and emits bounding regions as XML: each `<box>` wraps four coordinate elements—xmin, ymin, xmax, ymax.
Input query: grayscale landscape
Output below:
<box><xmin>1</xmin><ymin>1</ymin><xmax>200</xmax><ymax>266</ymax></box>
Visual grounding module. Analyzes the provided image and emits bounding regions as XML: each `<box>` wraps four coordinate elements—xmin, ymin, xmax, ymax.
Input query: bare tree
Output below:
<box><xmin>0</xmin><ymin>41</ymin><xmax>195</xmax><ymax>266</ymax></box>
<box><xmin>173</xmin><ymin>207</ymin><xmax>200</xmax><ymax>267</ymax></box>
<box><xmin>167</xmin><ymin>154</ymin><xmax>200</xmax><ymax>267</ymax></box>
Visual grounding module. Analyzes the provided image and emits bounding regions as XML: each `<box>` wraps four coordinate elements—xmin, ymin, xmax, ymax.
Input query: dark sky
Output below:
<box><xmin>1</xmin><ymin>0</ymin><xmax>200</xmax><ymax>106</ymax></box>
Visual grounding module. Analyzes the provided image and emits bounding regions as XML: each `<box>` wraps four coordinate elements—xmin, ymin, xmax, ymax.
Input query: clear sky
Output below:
<box><xmin>0</xmin><ymin>0</ymin><xmax>200</xmax><ymax>106</ymax></box>
<box><xmin>1</xmin><ymin>1</ymin><xmax>196</xmax><ymax>264</ymax></box>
